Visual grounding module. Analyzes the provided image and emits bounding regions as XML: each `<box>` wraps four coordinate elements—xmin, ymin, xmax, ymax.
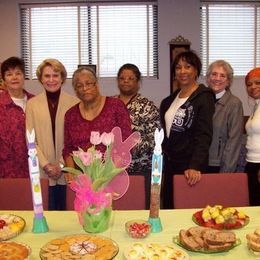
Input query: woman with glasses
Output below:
<box><xmin>63</xmin><ymin>67</ymin><xmax>132</xmax><ymax>174</ymax></box>
<box><xmin>26</xmin><ymin>58</ymin><xmax>79</xmax><ymax>210</ymax></box>
<box><xmin>116</xmin><ymin>63</ymin><xmax>160</xmax><ymax>208</ymax></box>
<box><xmin>206</xmin><ymin>60</ymin><xmax>243</xmax><ymax>173</ymax></box>
<box><xmin>160</xmin><ymin>50</ymin><xmax>215</xmax><ymax>209</ymax></box>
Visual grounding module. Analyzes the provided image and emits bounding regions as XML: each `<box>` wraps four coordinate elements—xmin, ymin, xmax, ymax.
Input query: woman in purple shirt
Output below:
<box><xmin>63</xmin><ymin>67</ymin><xmax>132</xmax><ymax>179</ymax></box>
<box><xmin>0</xmin><ymin>57</ymin><xmax>34</xmax><ymax>178</ymax></box>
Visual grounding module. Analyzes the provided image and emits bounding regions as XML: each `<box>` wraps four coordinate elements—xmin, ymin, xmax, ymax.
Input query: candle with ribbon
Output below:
<box><xmin>148</xmin><ymin>128</ymin><xmax>164</xmax><ymax>232</ymax></box>
<box><xmin>27</xmin><ymin>129</ymin><xmax>49</xmax><ymax>233</ymax></box>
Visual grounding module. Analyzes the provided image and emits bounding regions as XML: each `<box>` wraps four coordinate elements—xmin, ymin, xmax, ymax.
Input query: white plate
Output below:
<box><xmin>124</xmin><ymin>242</ymin><xmax>189</xmax><ymax>260</ymax></box>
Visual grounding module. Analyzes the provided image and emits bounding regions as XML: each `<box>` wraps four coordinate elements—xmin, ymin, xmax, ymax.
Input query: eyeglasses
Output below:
<box><xmin>118</xmin><ymin>77</ymin><xmax>137</xmax><ymax>82</ymax></box>
<box><xmin>75</xmin><ymin>81</ymin><xmax>96</xmax><ymax>90</ymax></box>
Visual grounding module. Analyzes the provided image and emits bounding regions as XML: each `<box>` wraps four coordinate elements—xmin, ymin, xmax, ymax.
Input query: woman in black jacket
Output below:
<box><xmin>160</xmin><ymin>50</ymin><xmax>215</xmax><ymax>209</ymax></box>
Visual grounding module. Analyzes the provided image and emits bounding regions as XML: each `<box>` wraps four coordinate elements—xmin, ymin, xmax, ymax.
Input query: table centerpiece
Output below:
<box><xmin>63</xmin><ymin>127</ymin><xmax>140</xmax><ymax>233</ymax></box>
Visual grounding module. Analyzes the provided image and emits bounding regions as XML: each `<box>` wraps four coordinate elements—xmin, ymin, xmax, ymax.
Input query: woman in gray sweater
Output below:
<box><xmin>206</xmin><ymin>60</ymin><xmax>243</xmax><ymax>173</ymax></box>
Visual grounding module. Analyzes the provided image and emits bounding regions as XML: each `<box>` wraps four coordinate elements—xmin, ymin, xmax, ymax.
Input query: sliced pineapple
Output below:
<box><xmin>215</xmin><ymin>215</ymin><xmax>225</xmax><ymax>224</ymax></box>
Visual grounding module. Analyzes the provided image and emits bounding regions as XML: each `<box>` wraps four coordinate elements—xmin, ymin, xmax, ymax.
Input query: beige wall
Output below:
<box><xmin>0</xmin><ymin>0</ymin><xmax>252</xmax><ymax>115</ymax></box>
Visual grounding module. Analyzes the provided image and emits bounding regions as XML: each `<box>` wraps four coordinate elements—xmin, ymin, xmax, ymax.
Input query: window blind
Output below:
<box><xmin>200</xmin><ymin>2</ymin><xmax>260</xmax><ymax>76</ymax></box>
<box><xmin>20</xmin><ymin>2</ymin><xmax>158</xmax><ymax>79</ymax></box>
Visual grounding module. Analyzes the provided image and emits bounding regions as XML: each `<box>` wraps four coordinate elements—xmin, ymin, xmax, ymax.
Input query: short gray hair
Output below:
<box><xmin>206</xmin><ymin>60</ymin><xmax>234</xmax><ymax>88</ymax></box>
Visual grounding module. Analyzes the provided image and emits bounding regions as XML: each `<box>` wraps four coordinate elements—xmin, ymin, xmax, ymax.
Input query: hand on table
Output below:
<box><xmin>184</xmin><ymin>169</ymin><xmax>201</xmax><ymax>186</ymax></box>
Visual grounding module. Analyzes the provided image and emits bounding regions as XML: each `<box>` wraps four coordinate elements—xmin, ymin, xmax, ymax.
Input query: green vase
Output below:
<box><xmin>82</xmin><ymin>207</ymin><xmax>112</xmax><ymax>233</ymax></box>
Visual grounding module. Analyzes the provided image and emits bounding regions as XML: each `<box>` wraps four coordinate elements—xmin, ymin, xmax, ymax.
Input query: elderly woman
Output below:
<box><xmin>116</xmin><ymin>63</ymin><xmax>160</xmax><ymax>208</ymax></box>
<box><xmin>206</xmin><ymin>60</ymin><xmax>243</xmax><ymax>173</ymax></box>
<box><xmin>244</xmin><ymin>67</ymin><xmax>260</xmax><ymax>206</ymax></box>
<box><xmin>63</xmin><ymin>67</ymin><xmax>132</xmax><ymax>170</ymax></box>
<box><xmin>26</xmin><ymin>58</ymin><xmax>79</xmax><ymax>210</ymax></box>
<box><xmin>160</xmin><ymin>50</ymin><xmax>215</xmax><ymax>209</ymax></box>
<box><xmin>0</xmin><ymin>57</ymin><xmax>34</xmax><ymax>178</ymax></box>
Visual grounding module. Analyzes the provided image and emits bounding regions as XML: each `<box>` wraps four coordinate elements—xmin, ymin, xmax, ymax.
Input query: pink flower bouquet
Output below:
<box><xmin>63</xmin><ymin>127</ymin><xmax>140</xmax><ymax>232</ymax></box>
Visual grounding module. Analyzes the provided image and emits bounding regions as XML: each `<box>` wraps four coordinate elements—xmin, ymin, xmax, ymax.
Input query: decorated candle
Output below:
<box><xmin>148</xmin><ymin>128</ymin><xmax>164</xmax><ymax>232</ymax></box>
<box><xmin>27</xmin><ymin>129</ymin><xmax>48</xmax><ymax>233</ymax></box>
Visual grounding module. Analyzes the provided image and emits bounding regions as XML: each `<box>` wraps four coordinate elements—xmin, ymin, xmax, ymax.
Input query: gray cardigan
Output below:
<box><xmin>208</xmin><ymin>90</ymin><xmax>244</xmax><ymax>172</ymax></box>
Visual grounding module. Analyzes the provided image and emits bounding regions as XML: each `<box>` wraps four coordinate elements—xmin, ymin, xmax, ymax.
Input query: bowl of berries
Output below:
<box><xmin>125</xmin><ymin>220</ymin><xmax>151</xmax><ymax>239</ymax></box>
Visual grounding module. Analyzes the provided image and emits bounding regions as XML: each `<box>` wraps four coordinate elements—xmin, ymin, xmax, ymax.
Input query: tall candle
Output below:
<box><xmin>149</xmin><ymin>128</ymin><xmax>164</xmax><ymax>219</ymax></box>
<box><xmin>27</xmin><ymin>129</ymin><xmax>44</xmax><ymax>218</ymax></box>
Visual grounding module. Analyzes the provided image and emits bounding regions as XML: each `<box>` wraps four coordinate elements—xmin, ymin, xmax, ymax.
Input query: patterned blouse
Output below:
<box><xmin>122</xmin><ymin>93</ymin><xmax>160</xmax><ymax>174</ymax></box>
<box><xmin>63</xmin><ymin>97</ymin><xmax>132</xmax><ymax>158</ymax></box>
<box><xmin>0</xmin><ymin>90</ymin><xmax>34</xmax><ymax>178</ymax></box>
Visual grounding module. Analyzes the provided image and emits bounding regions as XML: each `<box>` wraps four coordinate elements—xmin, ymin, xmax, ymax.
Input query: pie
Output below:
<box><xmin>0</xmin><ymin>241</ymin><xmax>31</xmax><ymax>260</ymax></box>
<box><xmin>192</xmin><ymin>205</ymin><xmax>249</xmax><ymax>229</ymax></box>
<box><xmin>0</xmin><ymin>215</ymin><xmax>26</xmax><ymax>241</ymax></box>
<box><xmin>40</xmin><ymin>234</ymin><xmax>118</xmax><ymax>259</ymax></box>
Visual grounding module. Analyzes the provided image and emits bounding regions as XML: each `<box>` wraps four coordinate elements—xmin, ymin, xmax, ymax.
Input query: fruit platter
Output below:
<box><xmin>192</xmin><ymin>205</ymin><xmax>249</xmax><ymax>229</ymax></box>
<box><xmin>173</xmin><ymin>226</ymin><xmax>241</xmax><ymax>253</ymax></box>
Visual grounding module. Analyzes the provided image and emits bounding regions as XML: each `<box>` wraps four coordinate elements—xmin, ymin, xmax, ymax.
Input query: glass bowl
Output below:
<box><xmin>125</xmin><ymin>219</ymin><xmax>151</xmax><ymax>239</ymax></box>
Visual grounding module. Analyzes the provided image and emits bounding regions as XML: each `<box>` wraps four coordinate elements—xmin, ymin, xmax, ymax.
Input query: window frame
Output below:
<box><xmin>20</xmin><ymin>1</ymin><xmax>158</xmax><ymax>79</ymax></box>
<box><xmin>200</xmin><ymin>1</ymin><xmax>260</xmax><ymax>76</ymax></box>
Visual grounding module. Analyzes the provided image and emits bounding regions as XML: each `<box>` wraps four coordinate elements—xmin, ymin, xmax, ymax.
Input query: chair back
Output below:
<box><xmin>113</xmin><ymin>175</ymin><xmax>146</xmax><ymax>210</ymax></box>
<box><xmin>0</xmin><ymin>178</ymin><xmax>49</xmax><ymax>210</ymax></box>
<box><xmin>66</xmin><ymin>185</ymin><xmax>75</xmax><ymax>210</ymax></box>
<box><xmin>66</xmin><ymin>175</ymin><xmax>146</xmax><ymax>210</ymax></box>
<box><xmin>173</xmin><ymin>173</ymin><xmax>249</xmax><ymax>209</ymax></box>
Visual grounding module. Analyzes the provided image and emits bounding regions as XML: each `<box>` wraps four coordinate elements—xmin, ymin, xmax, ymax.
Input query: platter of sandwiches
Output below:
<box><xmin>174</xmin><ymin>226</ymin><xmax>240</xmax><ymax>253</ymax></box>
<box><xmin>246</xmin><ymin>229</ymin><xmax>260</xmax><ymax>254</ymax></box>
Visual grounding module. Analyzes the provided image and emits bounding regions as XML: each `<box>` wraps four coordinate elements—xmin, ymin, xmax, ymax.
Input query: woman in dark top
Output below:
<box><xmin>160</xmin><ymin>50</ymin><xmax>215</xmax><ymax>209</ymax></box>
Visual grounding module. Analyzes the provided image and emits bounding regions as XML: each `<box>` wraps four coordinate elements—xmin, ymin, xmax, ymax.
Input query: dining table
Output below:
<box><xmin>0</xmin><ymin>207</ymin><xmax>259</xmax><ymax>259</ymax></box>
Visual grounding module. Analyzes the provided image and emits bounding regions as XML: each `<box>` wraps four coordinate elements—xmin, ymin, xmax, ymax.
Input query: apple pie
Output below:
<box><xmin>0</xmin><ymin>241</ymin><xmax>31</xmax><ymax>260</ymax></box>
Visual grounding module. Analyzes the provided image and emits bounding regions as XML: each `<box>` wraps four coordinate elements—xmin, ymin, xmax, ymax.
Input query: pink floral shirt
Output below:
<box><xmin>63</xmin><ymin>97</ymin><xmax>132</xmax><ymax>158</ymax></box>
<box><xmin>0</xmin><ymin>90</ymin><xmax>34</xmax><ymax>178</ymax></box>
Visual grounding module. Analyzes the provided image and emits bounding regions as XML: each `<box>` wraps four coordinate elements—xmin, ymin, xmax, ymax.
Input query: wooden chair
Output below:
<box><xmin>173</xmin><ymin>173</ymin><xmax>249</xmax><ymax>209</ymax></box>
<box><xmin>0</xmin><ymin>178</ymin><xmax>49</xmax><ymax>210</ymax></box>
<box><xmin>66</xmin><ymin>175</ymin><xmax>146</xmax><ymax>210</ymax></box>
<box><xmin>66</xmin><ymin>185</ymin><xmax>75</xmax><ymax>210</ymax></box>
<box><xmin>113</xmin><ymin>175</ymin><xmax>146</xmax><ymax>210</ymax></box>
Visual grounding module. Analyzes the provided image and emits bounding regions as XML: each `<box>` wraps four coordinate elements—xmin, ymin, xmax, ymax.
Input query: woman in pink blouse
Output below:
<box><xmin>0</xmin><ymin>57</ymin><xmax>34</xmax><ymax>178</ymax></box>
<box><xmin>63</xmin><ymin>67</ymin><xmax>132</xmax><ymax>177</ymax></box>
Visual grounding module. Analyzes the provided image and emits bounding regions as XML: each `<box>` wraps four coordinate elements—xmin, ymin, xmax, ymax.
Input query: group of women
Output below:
<box><xmin>0</xmin><ymin>51</ymin><xmax>259</xmax><ymax>210</ymax></box>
